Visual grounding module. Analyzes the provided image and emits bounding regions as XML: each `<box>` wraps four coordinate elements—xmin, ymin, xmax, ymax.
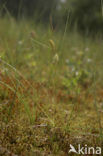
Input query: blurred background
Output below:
<box><xmin>0</xmin><ymin>0</ymin><xmax>103</xmax><ymax>35</ymax></box>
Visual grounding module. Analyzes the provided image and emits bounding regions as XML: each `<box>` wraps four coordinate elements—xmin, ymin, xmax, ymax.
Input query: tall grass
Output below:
<box><xmin>0</xmin><ymin>17</ymin><xmax>103</xmax><ymax>155</ymax></box>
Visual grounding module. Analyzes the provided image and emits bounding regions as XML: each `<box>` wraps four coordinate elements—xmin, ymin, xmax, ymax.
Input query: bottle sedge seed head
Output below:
<box><xmin>49</xmin><ymin>39</ymin><xmax>55</xmax><ymax>51</ymax></box>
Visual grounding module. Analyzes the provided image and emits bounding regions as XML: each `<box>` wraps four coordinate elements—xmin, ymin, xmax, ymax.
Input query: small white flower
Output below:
<box><xmin>85</xmin><ymin>47</ymin><xmax>89</xmax><ymax>52</ymax></box>
<box><xmin>100</xmin><ymin>102</ymin><xmax>103</xmax><ymax>107</ymax></box>
<box><xmin>76</xmin><ymin>71</ymin><xmax>79</xmax><ymax>76</ymax></box>
<box><xmin>18</xmin><ymin>40</ymin><xmax>23</xmax><ymax>45</ymax></box>
<box><xmin>71</xmin><ymin>67</ymin><xmax>75</xmax><ymax>72</ymax></box>
<box><xmin>87</xmin><ymin>58</ymin><xmax>92</xmax><ymax>62</ymax></box>
<box><xmin>65</xmin><ymin>59</ymin><xmax>69</xmax><ymax>64</ymax></box>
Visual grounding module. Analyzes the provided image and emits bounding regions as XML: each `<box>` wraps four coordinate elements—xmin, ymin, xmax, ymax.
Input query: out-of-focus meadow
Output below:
<box><xmin>0</xmin><ymin>0</ymin><xmax>103</xmax><ymax>155</ymax></box>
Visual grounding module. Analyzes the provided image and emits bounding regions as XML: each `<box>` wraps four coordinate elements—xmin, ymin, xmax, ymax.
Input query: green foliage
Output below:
<box><xmin>0</xmin><ymin>0</ymin><xmax>59</xmax><ymax>21</ymax></box>
<box><xmin>63</xmin><ymin>0</ymin><xmax>103</xmax><ymax>34</ymax></box>
<box><xmin>1</xmin><ymin>0</ymin><xmax>103</xmax><ymax>34</ymax></box>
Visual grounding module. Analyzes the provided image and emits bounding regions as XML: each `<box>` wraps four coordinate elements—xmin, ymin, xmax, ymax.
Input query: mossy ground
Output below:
<box><xmin>0</xmin><ymin>17</ymin><xmax>103</xmax><ymax>155</ymax></box>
